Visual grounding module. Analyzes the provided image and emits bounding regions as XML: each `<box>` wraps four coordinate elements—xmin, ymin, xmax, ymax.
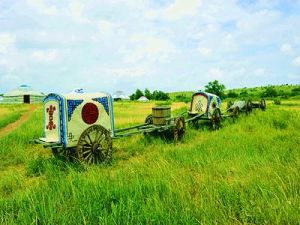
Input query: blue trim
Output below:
<box><xmin>67</xmin><ymin>99</ymin><xmax>83</xmax><ymax>121</ymax></box>
<box><xmin>92</xmin><ymin>97</ymin><xmax>109</xmax><ymax>115</ymax></box>
<box><xmin>217</xmin><ymin>97</ymin><xmax>222</xmax><ymax>106</ymax></box>
<box><xmin>61</xmin><ymin>96</ymin><xmax>67</xmax><ymax>147</ymax></box>
<box><xmin>44</xmin><ymin>93</ymin><xmax>67</xmax><ymax>147</ymax></box>
<box><xmin>108</xmin><ymin>95</ymin><xmax>115</xmax><ymax>137</ymax></box>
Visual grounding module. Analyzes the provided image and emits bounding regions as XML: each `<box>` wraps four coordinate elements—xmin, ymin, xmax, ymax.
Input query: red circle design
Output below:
<box><xmin>82</xmin><ymin>103</ymin><xmax>99</xmax><ymax>125</ymax></box>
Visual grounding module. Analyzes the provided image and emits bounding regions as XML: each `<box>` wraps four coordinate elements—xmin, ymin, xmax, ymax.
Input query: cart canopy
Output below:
<box><xmin>190</xmin><ymin>91</ymin><xmax>221</xmax><ymax>116</ymax></box>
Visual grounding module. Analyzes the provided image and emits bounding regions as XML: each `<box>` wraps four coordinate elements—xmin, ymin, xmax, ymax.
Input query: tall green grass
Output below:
<box><xmin>0</xmin><ymin>104</ymin><xmax>29</xmax><ymax>129</ymax></box>
<box><xmin>0</xmin><ymin>102</ymin><xmax>299</xmax><ymax>224</ymax></box>
<box><xmin>0</xmin><ymin>112</ymin><xmax>22</xmax><ymax>129</ymax></box>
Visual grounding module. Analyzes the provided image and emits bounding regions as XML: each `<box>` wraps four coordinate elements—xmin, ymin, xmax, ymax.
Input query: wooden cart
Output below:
<box><xmin>32</xmin><ymin>92</ymin><xmax>185</xmax><ymax>164</ymax></box>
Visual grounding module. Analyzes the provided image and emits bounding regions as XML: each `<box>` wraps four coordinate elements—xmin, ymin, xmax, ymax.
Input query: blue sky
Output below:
<box><xmin>0</xmin><ymin>0</ymin><xmax>300</xmax><ymax>95</ymax></box>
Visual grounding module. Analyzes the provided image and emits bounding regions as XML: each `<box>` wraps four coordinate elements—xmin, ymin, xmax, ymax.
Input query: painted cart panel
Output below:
<box><xmin>190</xmin><ymin>91</ymin><xmax>221</xmax><ymax>118</ymax></box>
<box><xmin>42</xmin><ymin>92</ymin><xmax>114</xmax><ymax>148</ymax></box>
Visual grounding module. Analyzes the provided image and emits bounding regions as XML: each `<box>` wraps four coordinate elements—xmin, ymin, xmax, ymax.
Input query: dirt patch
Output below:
<box><xmin>0</xmin><ymin>105</ymin><xmax>37</xmax><ymax>137</ymax></box>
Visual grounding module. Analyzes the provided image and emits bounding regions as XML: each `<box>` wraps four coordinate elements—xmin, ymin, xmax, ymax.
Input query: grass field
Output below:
<box><xmin>0</xmin><ymin>104</ymin><xmax>29</xmax><ymax>129</ymax></box>
<box><xmin>0</xmin><ymin>100</ymin><xmax>299</xmax><ymax>224</ymax></box>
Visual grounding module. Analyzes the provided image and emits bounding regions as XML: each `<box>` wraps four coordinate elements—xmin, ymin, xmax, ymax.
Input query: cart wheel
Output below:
<box><xmin>233</xmin><ymin>106</ymin><xmax>240</xmax><ymax>118</ymax></box>
<box><xmin>211</xmin><ymin>108</ymin><xmax>222</xmax><ymax>130</ymax></box>
<box><xmin>77</xmin><ymin>125</ymin><xmax>112</xmax><ymax>164</ymax></box>
<box><xmin>145</xmin><ymin>114</ymin><xmax>153</xmax><ymax>124</ymax></box>
<box><xmin>51</xmin><ymin>147</ymin><xmax>77</xmax><ymax>160</ymax></box>
<box><xmin>260</xmin><ymin>99</ymin><xmax>266</xmax><ymax>111</ymax></box>
<box><xmin>173</xmin><ymin>117</ymin><xmax>186</xmax><ymax>142</ymax></box>
<box><xmin>246</xmin><ymin>100</ymin><xmax>253</xmax><ymax>115</ymax></box>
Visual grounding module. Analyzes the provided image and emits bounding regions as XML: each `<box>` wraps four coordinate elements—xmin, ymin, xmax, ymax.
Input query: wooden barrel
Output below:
<box><xmin>152</xmin><ymin>106</ymin><xmax>171</xmax><ymax>125</ymax></box>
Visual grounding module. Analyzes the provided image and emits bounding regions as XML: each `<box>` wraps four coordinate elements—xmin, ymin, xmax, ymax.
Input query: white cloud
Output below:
<box><xmin>280</xmin><ymin>43</ymin><xmax>292</xmax><ymax>54</ymax></box>
<box><xmin>124</xmin><ymin>34</ymin><xmax>177</xmax><ymax>64</ymax></box>
<box><xmin>69</xmin><ymin>2</ymin><xmax>91</xmax><ymax>24</ymax></box>
<box><xmin>146</xmin><ymin>0</ymin><xmax>202</xmax><ymax>21</ymax></box>
<box><xmin>31</xmin><ymin>49</ymin><xmax>58</xmax><ymax>63</ymax></box>
<box><xmin>163</xmin><ymin>0</ymin><xmax>202</xmax><ymax>20</ymax></box>
<box><xmin>208</xmin><ymin>68</ymin><xmax>223</xmax><ymax>79</ymax></box>
<box><xmin>97</xmin><ymin>20</ymin><xmax>115</xmax><ymax>34</ymax></box>
<box><xmin>26</xmin><ymin>0</ymin><xmax>58</xmax><ymax>16</ymax></box>
<box><xmin>292</xmin><ymin>56</ymin><xmax>300</xmax><ymax>66</ymax></box>
<box><xmin>0</xmin><ymin>33</ymin><xmax>16</xmax><ymax>54</ymax></box>
<box><xmin>104</xmin><ymin>66</ymin><xmax>147</xmax><ymax>78</ymax></box>
<box><xmin>198</xmin><ymin>47</ymin><xmax>212</xmax><ymax>57</ymax></box>
<box><xmin>254</xmin><ymin>68</ymin><xmax>266</xmax><ymax>76</ymax></box>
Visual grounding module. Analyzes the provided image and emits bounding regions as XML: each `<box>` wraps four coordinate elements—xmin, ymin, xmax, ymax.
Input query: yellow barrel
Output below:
<box><xmin>152</xmin><ymin>106</ymin><xmax>171</xmax><ymax>125</ymax></box>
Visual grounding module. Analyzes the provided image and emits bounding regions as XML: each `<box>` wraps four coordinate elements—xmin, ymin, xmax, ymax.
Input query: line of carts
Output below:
<box><xmin>32</xmin><ymin>91</ymin><xmax>266</xmax><ymax>165</ymax></box>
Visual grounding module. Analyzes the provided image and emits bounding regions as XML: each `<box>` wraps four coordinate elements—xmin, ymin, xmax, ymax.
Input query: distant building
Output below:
<box><xmin>137</xmin><ymin>96</ymin><xmax>149</xmax><ymax>102</ymax></box>
<box><xmin>112</xmin><ymin>91</ymin><xmax>130</xmax><ymax>101</ymax></box>
<box><xmin>2</xmin><ymin>85</ymin><xmax>45</xmax><ymax>104</ymax></box>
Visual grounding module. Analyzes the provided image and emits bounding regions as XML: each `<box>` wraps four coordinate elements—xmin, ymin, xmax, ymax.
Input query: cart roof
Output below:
<box><xmin>63</xmin><ymin>92</ymin><xmax>110</xmax><ymax>100</ymax></box>
<box><xmin>45</xmin><ymin>91</ymin><xmax>111</xmax><ymax>101</ymax></box>
<box><xmin>193</xmin><ymin>91</ymin><xmax>220</xmax><ymax>99</ymax></box>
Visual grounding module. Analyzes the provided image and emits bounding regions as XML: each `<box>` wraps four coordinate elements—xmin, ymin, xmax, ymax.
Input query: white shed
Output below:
<box><xmin>137</xmin><ymin>96</ymin><xmax>149</xmax><ymax>102</ymax></box>
<box><xmin>2</xmin><ymin>85</ymin><xmax>45</xmax><ymax>104</ymax></box>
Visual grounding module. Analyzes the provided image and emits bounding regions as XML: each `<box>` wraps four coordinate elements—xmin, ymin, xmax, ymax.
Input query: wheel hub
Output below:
<box><xmin>92</xmin><ymin>143</ymin><xmax>99</xmax><ymax>153</ymax></box>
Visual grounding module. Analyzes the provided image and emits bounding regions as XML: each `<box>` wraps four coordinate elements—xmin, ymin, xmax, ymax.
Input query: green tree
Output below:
<box><xmin>130</xmin><ymin>89</ymin><xmax>144</xmax><ymax>100</ymax></box>
<box><xmin>261</xmin><ymin>86</ymin><xmax>277</xmax><ymax>98</ymax></box>
<box><xmin>204</xmin><ymin>80</ymin><xmax>226</xmax><ymax>98</ymax></box>
<box><xmin>144</xmin><ymin>89</ymin><xmax>152</xmax><ymax>100</ymax></box>
<box><xmin>226</xmin><ymin>91</ymin><xmax>238</xmax><ymax>98</ymax></box>
<box><xmin>152</xmin><ymin>90</ymin><xmax>170</xmax><ymax>100</ymax></box>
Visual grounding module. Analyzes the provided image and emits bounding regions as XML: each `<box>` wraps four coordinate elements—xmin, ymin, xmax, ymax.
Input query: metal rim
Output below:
<box><xmin>173</xmin><ymin>117</ymin><xmax>186</xmax><ymax>142</ymax></box>
<box><xmin>77</xmin><ymin>125</ymin><xmax>112</xmax><ymax>164</ymax></box>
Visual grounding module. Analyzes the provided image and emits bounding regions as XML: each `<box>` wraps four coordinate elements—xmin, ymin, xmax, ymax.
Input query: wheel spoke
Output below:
<box><xmin>82</xmin><ymin>147</ymin><xmax>92</xmax><ymax>155</ymax></box>
<box><xmin>95</xmin><ymin>129</ymin><xmax>101</xmax><ymax>142</ymax></box>
<box><xmin>96</xmin><ymin>133</ymin><xmax>105</xmax><ymax>144</ymax></box>
<box><xmin>87</xmin><ymin>134</ymin><xmax>93</xmax><ymax>145</ymax></box>
<box><xmin>84</xmin><ymin>151</ymin><xmax>92</xmax><ymax>159</ymax></box>
<box><xmin>81</xmin><ymin>138</ymin><xmax>92</xmax><ymax>146</ymax></box>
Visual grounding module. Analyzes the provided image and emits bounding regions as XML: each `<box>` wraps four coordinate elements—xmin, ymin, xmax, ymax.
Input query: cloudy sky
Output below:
<box><xmin>0</xmin><ymin>0</ymin><xmax>300</xmax><ymax>94</ymax></box>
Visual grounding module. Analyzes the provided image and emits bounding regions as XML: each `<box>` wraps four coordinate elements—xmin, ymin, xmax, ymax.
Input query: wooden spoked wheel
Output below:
<box><xmin>260</xmin><ymin>99</ymin><xmax>266</xmax><ymax>111</ymax></box>
<box><xmin>173</xmin><ymin>117</ymin><xmax>186</xmax><ymax>142</ymax></box>
<box><xmin>246</xmin><ymin>100</ymin><xmax>253</xmax><ymax>115</ymax></box>
<box><xmin>211</xmin><ymin>108</ymin><xmax>222</xmax><ymax>130</ymax></box>
<box><xmin>233</xmin><ymin>106</ymin><xmax>240</xmax><ymax>118</ymax></box>
<box><xmin>77</xmin><ymin>125</ymin><xmax>112</xmax><ymax>164</ymax></box>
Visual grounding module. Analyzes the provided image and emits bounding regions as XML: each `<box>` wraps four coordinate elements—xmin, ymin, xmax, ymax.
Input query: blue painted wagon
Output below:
<box><xmin>185</xmin><ymin>91</ymin><xmax>222</xmax><ymax>130</ymax></box>
<box><xmin>33</xmin><ymin>91</ymin><xmax>185</xmax><ymax>164</ymax></box>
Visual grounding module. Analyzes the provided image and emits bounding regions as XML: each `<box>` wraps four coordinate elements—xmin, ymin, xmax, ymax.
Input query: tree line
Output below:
<box><xmin>130</xmin><ymin>89</ymin><xmax>170</xmax><ymax>101</ymax></box>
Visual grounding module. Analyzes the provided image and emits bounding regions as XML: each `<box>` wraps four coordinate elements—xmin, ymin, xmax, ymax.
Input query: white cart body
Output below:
<box><xmin>41</xmin><ymin>92</ymin><xmax>114</xmax><ymax>148</ymax></box>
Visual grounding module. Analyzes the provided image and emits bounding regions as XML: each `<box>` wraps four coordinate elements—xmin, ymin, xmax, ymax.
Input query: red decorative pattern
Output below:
<box><xmin>46</xmin><ymin>105</ymin><xmax>56</xmax><ymax>130</ymax></box>
<box><xmin>82</xmin><ymin>103</ymin><xmax>99</xmax><ymax>125</ymax></box>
